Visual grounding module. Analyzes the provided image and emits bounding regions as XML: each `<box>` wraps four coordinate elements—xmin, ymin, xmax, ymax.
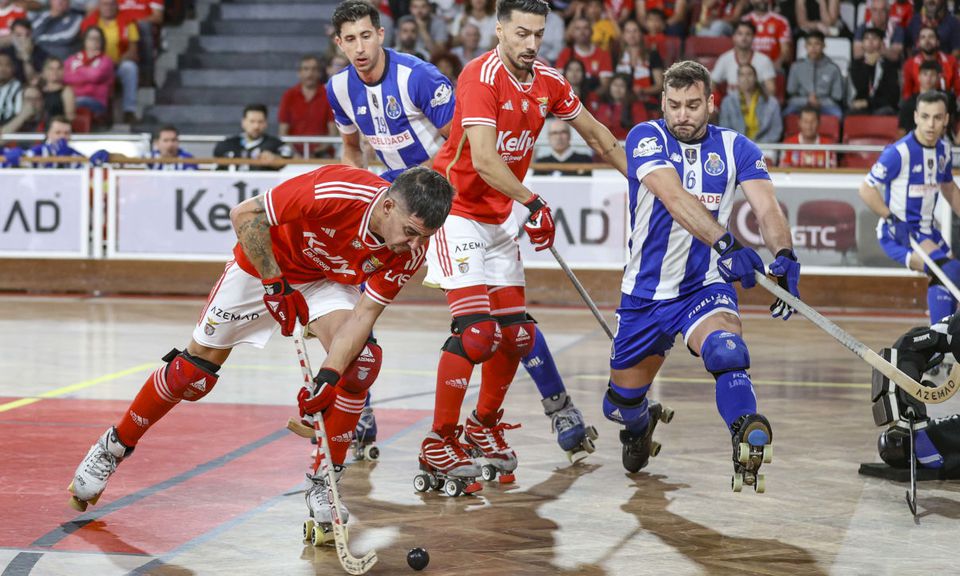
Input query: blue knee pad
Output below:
<box><xmin>701</xmin><ymin>331</ymin><xmax>757</xmax><ymax>430</ymax></box>
<box><xmin>603</xmin><ymin>382</ymin><xmax>651</xmax><ymax>435</ymax></box>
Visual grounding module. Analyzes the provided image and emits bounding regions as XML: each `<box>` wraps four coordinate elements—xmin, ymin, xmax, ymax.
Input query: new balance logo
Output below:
<box><xmin>445</xmin><ymin>377</ymin><xmax>469</xmax><ymax>389</ymax></box>
<box><xmin>358</xmin><ymin>106</ymin><xmax>368</xmax><ymax>115</ymax></box>
<box><xmin>913</xmin><ymin>164</ymin><xmax>922</xmax><ymax>173</ymax></box>
<box><xmin>322</xmin><ymin>227</ymin><xmax>336</xmax><ymax>238</ymax></box>
<box><xmin>502</xmin><ymin>100</ymin><xmax>514</xmax><ymax>110</ymax></box>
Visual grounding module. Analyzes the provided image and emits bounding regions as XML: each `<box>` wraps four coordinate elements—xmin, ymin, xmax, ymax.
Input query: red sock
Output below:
<box><xmin>316</xmin><ymin>389</ymin><xmax>367</xmax><ymax>469</ymax></box>
<box><xmin>476</xmin><ymin>285</ymin><xmax>526</xmax><ymax>425</ymax></box>
<box><xmin>115</xmin><ymin>365</ymin><xmax>180</xmax><ymax>447</ymax></box>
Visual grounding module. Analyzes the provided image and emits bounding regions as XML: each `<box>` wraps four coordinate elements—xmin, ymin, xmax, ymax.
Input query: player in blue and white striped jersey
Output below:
<box><xmin>859</xmin><ymin>90</ymin><xmax>960</xmax><ymax>325</ymax></box>
<box><xmin>604</xmin><ymin>61</ymin><xmax>800</xmax><ymax>492</ymax></box>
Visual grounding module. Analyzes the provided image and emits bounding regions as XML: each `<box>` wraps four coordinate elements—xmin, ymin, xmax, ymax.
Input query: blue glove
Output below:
<box><xmin>379</xmin><ymin>167</ymin><xmax>406</xmax><ymax>183</ymax></box>
<box><xmin>89</xmin><ymin>149</ymin><xmax>110</xmax><ymax>166</ymax></box>
<box><xmin>768</xmin><ymin>249</ymin><xmax>800</xmax><ymax>320</ymax></box>
<box><xmin>713</xmin><ymin>232</ymin><xmax>764</xmax><ymax>289</ymax></box>
<box><xmin>49</xmin><ymin>138</ymin><xmax>72</xmax><ymax>156</ymax></box>
<box><xmin>884</xmin><ymin>214</ymin><xmax>914</xmax><ymax>245</ymax></box>
<box><xmin>2</xmin><ymin>147</ymin><xmax>23</xmax><ymax>168</ymax></box>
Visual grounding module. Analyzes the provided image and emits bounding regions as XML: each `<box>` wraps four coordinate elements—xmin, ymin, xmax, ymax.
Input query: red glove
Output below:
<box><xmin>262</xmin><ymin>276</ymin><xmax>309</xmax><ymax>336</ymax></box>
<box><xmin>523</xmin><ymin>194</ymin><xmax>555</xmax><ymax>251</ymax></box>
<box><xmin>297</xmin><ymin>368</ymin><xmax>340</xmax><ymax>420</ymax></box>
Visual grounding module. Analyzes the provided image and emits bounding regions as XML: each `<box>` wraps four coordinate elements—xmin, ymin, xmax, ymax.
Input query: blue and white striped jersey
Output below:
<box><xmin>865</xmin><ymin>132</ymin><xmax>952</xmax><ymax>234</ymax></box>
<box><xmin>623</xmin><ymin>120</ymin><xmax>770</xmax><ymax>300</ymax></box>
<box><xmin>326</xmin><ymin>49</ymin><xmax>455</xmax><ymax>171</ymax></box>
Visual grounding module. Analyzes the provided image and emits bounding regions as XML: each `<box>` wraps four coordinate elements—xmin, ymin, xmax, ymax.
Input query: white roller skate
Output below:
<box><xmin>303</xmin><ymin>467</ymin><xmax>351</xmax><ymax>546</ymax></box>
<box><xmin>730</xmin><ymin>413</ymin><xmax>773</xmax><ymax>494</ymax></box>
<box><xmin>414</xmin><ymin>426</ymin><xmax>482</xmax><ymax>497</ymax></box>
<box><xmin>351</xmin><ymin>406</ymin><xmax>379</xmax><ymax>461</ymax></box>
<box><xmin>68</xmin><ymin>427</ymin><xmax>133</xmax><ymax>512</ymax></box>
<box><xmin>542</xmin><ymin>393</ymin><xmax>599</xmax><ymax>463</ymax></box>
<box><xmin>464</xmin><ymin>409</ymin><xmax>520</xmax><ymax>484</ymax></box>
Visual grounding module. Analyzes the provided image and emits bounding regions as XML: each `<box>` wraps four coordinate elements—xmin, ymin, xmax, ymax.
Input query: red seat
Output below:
<box><xmin>773</xmin><ymin>74</ymin><xmax>786</xmax><ymax>102</ymax></box>
<box><xmin>783</xmin><ymin>113</ymin><xmax>841</xmax><ymax>140</ymax></box>
<box><xmin>657</xmin><ymin>36</ymin><xmax>682</xmax><ymax>67</ymax></box>
<box><xmin>797</xmin><ymin>200</ymin><xmax>857</xmax><ymax>254</ymax></box>
<box><xmin>72</xmin><ymin>108</ymin><xmax>92</xmax><ymax>134</ymax></box>
<box><xmin>684</xmin><ymin>36</ymin><xmax>734</xmax><ymax>62</ymax></box>
<box><xmin>840</xmin><ymin>137</ymin><xmax>887</xmax><ymax>167</ymax></box>
<box><xmin>843</xmin><ymin>115</ymin><xmax>899</xmax><ymax>141</ymax></box>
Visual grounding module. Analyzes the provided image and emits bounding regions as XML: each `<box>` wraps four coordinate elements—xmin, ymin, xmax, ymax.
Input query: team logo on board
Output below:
<box><xmin>704</xmin><ymin>152</ymin><xmax>725</xmax><ymax>176</ymax></box>
<box><xmin>685</xmin><ymin>148</ymin><xmax>697</xmax><ymax>164</ymax></box>
<box><xmin>386</xmin><ymin>95</ymin><xmax>402</xmax><ymax>119</ymax></box>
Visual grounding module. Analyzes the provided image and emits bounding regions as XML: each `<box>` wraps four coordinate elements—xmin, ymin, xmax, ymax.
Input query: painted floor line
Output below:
<box><xmin>574</xmin><ymin>374</ymin><xmax>871</xmax><ymax>389</ymax></box>
<box><xmin>0</xmin><ymin>363</ymin><xmax>154</xmax><ymax>414</ymax></box>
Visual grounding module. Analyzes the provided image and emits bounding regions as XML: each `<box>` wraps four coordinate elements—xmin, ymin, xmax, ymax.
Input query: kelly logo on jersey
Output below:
<box><xmin>303</xmin><ymin>232</ymin><xmax>356</xmax><ymax>276</ymax></box>
<box><xmin>497</xmin><ymin>130</ymin><xmax>536</xmax><ymax>162</ymax></box>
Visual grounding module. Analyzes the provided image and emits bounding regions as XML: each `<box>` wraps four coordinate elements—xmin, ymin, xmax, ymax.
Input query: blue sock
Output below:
<box><xmin>522</xmin><ymin>329</ymin><xmax>566</xmax><ymax>399</ymax></box>
<box><xmin>364</xmin><ymin>394</ymin><xmax>371</xmax><ymax>408</ymax></box>
<box><xmin>927</xmin><ymin>285</ymin><xmax>956</xmax><ymax>325</ymax></box>
<box><xmin>916</xmin><ymin>429</ymin><xmax>944</xmax><ymax>469</ymax></box>
<box><xmin>606</xmin><ymin>381</ymin><xmax>650</xmax><ymax>435</ymax></box>
<box><xmin>714</xmin><ymin>371</ymin><xmax>757</xmax><ymax>430</ymax></box>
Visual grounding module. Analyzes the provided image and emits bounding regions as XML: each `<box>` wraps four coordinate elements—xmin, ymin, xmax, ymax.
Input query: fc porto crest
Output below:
<box><xmin>386</xmin><ymin>95</ymin><xmax>402</xmax><ymax>120</ymax></box>
<box><xmin>537</xmin><ymin>97</ymin><xmax>549</xmax><ymax>117</ymax></box>
<box><xmin>704</xmin><ymin>152</ymin><xmax>725</xmax><ymax>176</ymax></box>
<box><xmin>362</xmin><ymin>255</ymin><xmax>383</xmax><ymax>274</ymax></box>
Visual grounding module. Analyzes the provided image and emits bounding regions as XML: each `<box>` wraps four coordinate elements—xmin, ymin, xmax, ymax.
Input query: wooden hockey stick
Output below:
<box><xmin>909</xmin><ymin>237</ymin><xmax>960</xmax><ymax>303</ymax></box>
<box><xmin>549</xmin><ymin>246</ymin><xmax>616</xmax><ymax>340</ymax></box>
<box><xmin>293</xmin><ymin>328</ymin><xmax>378</xmax><ymax>575</ymax></box>
<box><xmin>755</xmin><ymin>271</ymin><xmax>960</xmax><ymax>404</ymax></box>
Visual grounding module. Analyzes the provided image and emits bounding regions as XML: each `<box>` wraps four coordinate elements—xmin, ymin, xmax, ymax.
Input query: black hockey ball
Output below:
<box><xmin>407</xmin><ymin>547</ymin><xmax>429</xmax><ymax>571</ymax></box>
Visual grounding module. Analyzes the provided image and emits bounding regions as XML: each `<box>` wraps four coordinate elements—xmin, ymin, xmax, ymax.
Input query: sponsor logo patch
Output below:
<box><xmin>430</xmin><ymin>83</ymin><xmax>452</xmax><ymax>107</ymax></box>
<box><xmin>633</xmin><ymin>137</ymin><xmax>662</xmax><ymax>158</ymax></box>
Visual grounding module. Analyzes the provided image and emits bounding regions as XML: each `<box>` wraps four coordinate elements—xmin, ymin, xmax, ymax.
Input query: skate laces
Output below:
<box><xmin>83</xmin><ymin>447</ymin><xmax>118</xmax><ymax>481</ymax></box>
<box><xmin>471</xmin><ymin>420</ymin><xmax>520</xmax><ymax>453</ymax></box>
<box><xmin>441</xmin><ymin>426</ymin><xmax>473</xmax><ymax>461</ymax></box>
<box><xmin>551</xmin><ymin>407</ymin><xmax>583</xmax><ymax>434</ymax></box>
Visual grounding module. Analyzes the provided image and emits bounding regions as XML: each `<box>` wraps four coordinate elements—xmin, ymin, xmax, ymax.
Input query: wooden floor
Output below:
<box><xmin>2</xmin><ymin>295</ymin><xmax>959</xmax><ymax>575</ymax></box>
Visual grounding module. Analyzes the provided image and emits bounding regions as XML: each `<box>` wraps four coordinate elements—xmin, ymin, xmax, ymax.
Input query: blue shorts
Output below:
<box><xmin>610</xmin><ymin>283</ymin><xmax>740</xmax><ymax>370</ymax></box>
<box><xmin>878</xmin><ymin>223</ymin><xmax>949</xmax><ymax>267</ymax></box>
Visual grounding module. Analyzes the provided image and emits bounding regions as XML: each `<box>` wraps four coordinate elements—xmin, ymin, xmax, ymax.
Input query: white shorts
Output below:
<box><xmin>424</xmin><ymin>214</ymin><xmax>525</xmax><ymax>290</ymax></box>
<box><xmin>192</xmin><ymin>261</ymin><xmax>362</xmax><ymax>349</ymax></box>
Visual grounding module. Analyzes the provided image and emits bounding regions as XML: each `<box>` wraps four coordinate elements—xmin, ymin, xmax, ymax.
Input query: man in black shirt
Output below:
<box><xmin>533</xmin><ymin>120</ymin><xmax>593</xmax><ymax>176</ymax></box>
<box><xmin>849</xmin><ymin>27</ymin><xmax>900</xmax><ymax>116</ymax></box>
<box><xmin>214</xmin><ymin>103</ymin><xmax>293</xmax><ymax>171</ymax></box>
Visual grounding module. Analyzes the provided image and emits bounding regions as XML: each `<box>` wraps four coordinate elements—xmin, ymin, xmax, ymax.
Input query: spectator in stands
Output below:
<box><xmin>795</xmin><ymin>0</ymin><xmax>847</xmax><ymax>38</ymax></box>
<box><xmin>907</xmin><ymin>0</ymin><xmax>960</xmax><ymax>57</ymax></box>
<box><xmin>556</xmin><ymin>16</ymin><xmax>613</xmax><ymax>93</ymax></box>
<box><xmin>214</xmin><ymin>103</ymin><xmax>293</xmax><ymax>172</ymax></box>
<box><xmin>451</xmin><ymin>23</ymin><xmax>483</xmax><ymax>64</ymax></box>
<box><xmin>693</xmin><ymin>0</ymin><xmax>744</xmax><ymax>37</ymax></box>
<box><xmin>615</xmin><ymin>19</ymin><xmax>663</xmax><ymax>112</ymax></box>
<box><xmin>898</xmin><ymin>62</ymin><xmax>958</xmax><ymax>139</ymax></box>
<box><xmin>585</xmin><ymin>0</ymin><xmax>618</xmax><ymax>52</ymax></box>
<box><xmin>432</xmin><ymin>52</ymin><xmax>463</xmax><ymax>87</ymax></box>
<box><xmin>147</xmin><ymin>124</ymin><xmax>196</xmax><ymax>170</ymax></box>
<box><xmin>408</xmin><ymin>0</ymin><xmax>448</xmax><ymax>57</ymax></box>
<box><xmin>1</xmin><ymin>84</ymin><xmax>41</xmax><ymax>133</ymax></box>
<box><xmin>0</xmin><ymin>52</ymin><xmax>22</xmax><ymax>127</ymax></box>
<box><xmin>743</xmin><ymin>0</ymin><xmax>793</xmax><ymax>68</ymax></box>
<box><xmin>849</xmin><ymin>27</ymin><xmax>900</xmax><ymax>115</ymax></box>
<box><xmin>711</xmin><ymin>20</ymin><xmax>777</xmax><ymax>96</ymax></box>
<box><xmin>117</xmin><ymin>0</ymin><xmax>163</xmax><ymax>86</ymax></box>
<box><xmin>779</xmin><ymin>104</ymin><xmax>837</xmax><ymax>168</ymax></box>
<box><xmin>0</xmin><ymin>0</ymin><xmax>27</xmax><ymax>47</ymax></box>
<box><xmin>784</xmin><ymin>30</ymin><xmax>844</xmax><ymax>117</ymax></box>
<box><xmin>604</xmin><ymin>0</ymin><xmax>634</xmax><ymax>24</ymax></box>
<box><xmin>562</xmin><ymin>57</ymin><xmax>588</xmax><ymax>100</ymax></box>
<box><xmin>328</xmin><ymin>53</ymin><xmax>348</xmax><ymax>77</ymax></box>
<box><xmin>278</xmin><ymin>55</ymin><xmax>336</xmax><ymax>158</ymax></box>
<box><xmin>39</xmin><ymin>56</ymin><xmax>75</xmax><ymax>121</ymax></box>
<box><xmin>636</xmin><ymin>0</ymin><xmax>688</xmax><ymax>38</ymax></box>
<box><xmin>533</xmin><ymin>118</ymin><xmax>593</xmax><ymax>176</ymax></box>
<box><xmin>540</xmin><ymin>5</ymin><xmax>566</xmax><ymax>64</ymax></box>
<box><xmin>81</xmin><ymin>0</ymin><xmax>140</xmax><ymax>123</ymax></box>
<box><xmin>863</xmin><ymin>0</ymin><xmax>911</xmax><ymax>28</ymax></box>
<box><xmin>903</xmin><ymin>25</ymin><xmax>959</xmax><ymax>99</ymax></box>
<box><xmin>853</xmin><ymin>0</ymin><xmax>905</xmax><ymax>62</ymax></box>
<box><xmin>2</xmin><ymin>19</ymin><xmax>49</xmax><ymax>85</ymax></box>
<box><xmin>589</xmin><ymin>73</ymin><xmax>647</xmax><ymax>139</ymax></box>
<box><xmin>719</xmin><ymin>62</ymin><xmax>783</xmax><ymax>143</ymax></box>
<box><xmin>643</xmin><ymin>8</ymin><xmax>668</xmax><ymax>54</ymax></box>
<box><xmin>450</xmin><ymin>0</ymin><xmax>497</xmax><ymax>51</ymax></box>
<box><xmin>32</xmin><ymin>0</ymin><xmax>84</xmax><ymax>62</ymax></box>
<box><xmin>394</xmin><ymin>15</ymin><xmax>429</xmax><ymax>60</ymax></box>
<box><xmin>2</xmin><ymin>116</ymin><xmax>88</xmax><ymax>169</ymax></box>
<box><xmin>64</xmin><ymin>26</ymin><xmax>114</xmax><ymax>117</ymax></box>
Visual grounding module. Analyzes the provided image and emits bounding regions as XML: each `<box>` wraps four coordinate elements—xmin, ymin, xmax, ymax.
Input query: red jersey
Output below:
<box><xmin>778</xmin><ymin>135</ymin><xmax>837</xmax><ymax>169</ymax></box>
<box><xmin>278</xmin><ymin>83</ymin><xmax>335</xmax><ymax>136</ymax></box>
<box><xmin>866</xmin><ymin>1</ymin><xmax>913</xmax><ymax>27</ymax></box>
<box><xmin>434</xmin><ymin>48</ymin><xmax>583</xmax><ymax>224</ymax></box>
<box><xmin>743</xmin><ymin>11</ymin><xmax>791</xmax><ymax>62</ymax></box>
<box><xmin>0</xmin><ymin>4</ymin><xmax>27</xmax><ymax>35</ymax></box>
<box><xmin>233</xmin><ymin>165</ymin><xmax>426</xmax><ymax>306</ymax></box>
<box><xmin>902</xmin><ymin>52</ymin><xmax>960</xmax><ymax>98</ymax></box>
<box><xmin>555</xmin><ymin>45</ymin><xmax>614</xmax><ymax>81</ymax></box>
<box><xmin>118</xmin><ymin>0</ymin><xmax>162</xmax><ymax>21</ymax></box>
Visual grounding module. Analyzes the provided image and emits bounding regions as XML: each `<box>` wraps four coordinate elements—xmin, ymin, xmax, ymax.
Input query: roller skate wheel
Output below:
<box><xmin>311</xmin><ymin>524</ymin><xmax>326</xmax><ymax>547</ymax></box>
<box><xmin>568</xmin><ymin>449</ymin><xmax>589</xmax><ymax>464</ymax></box>
<box><xmin>732</xmin><ymin>473</ymin><xmax>744</xmax><ymax>492</ymax></box>
<box><xmin>303</xmin><ymin>519</ymin><xmax>315</xmax><ymax>541</ymax></box>
<box><xmin>650</xmin><ymin>440</ymin><xmax>661</xmax><ymax>457</ymax></box>
<box><xmin>737</xmin><ymin>442</ymin><xmax>751</xmax><ymax>464</ymax></box>
<box><xmin>583</xmin><ymin>437</ymin><xmax>596</xmax><ymax>453</ymax></box>
<box><xmin>660</xmin><ymin>406</ymin><xmax>675</xmax><ymax>423</ymax></box>
<box><xmin>481</xmin><ymin>464</ymin><xmax>497</xmax><ymax>482</ymax></box>
<box><xmin>762</xmin><ymin>444</ymin><xmax>773</xmax><ymax>464</ymax></box>
<box><xmin>755</xmin><ymin>474</ymin><xmax>766</xmax><ymax>494</ymax></box>
<box><xmin>68</xmin><ymin>496</ymin><xmax>88</xmax><ymax>512</ymax></box>
<box><xmin>413</xmin><ymin>473</ymin><xmax>430</xmax><ymax>493</ymax></box>
<box><xmin>586</xmin><ymin>426</ymin><xmax>599</xmax><ymax>441</ymax></box>
<box><xmin>363</xmin><ymin>445</ymin><xmax>380</xmax><ymax>461</ymax></box>
<box><xmin>444</xmin><ymin>479</ymin><xmax>463</xmax><ymax>497</ymax></box>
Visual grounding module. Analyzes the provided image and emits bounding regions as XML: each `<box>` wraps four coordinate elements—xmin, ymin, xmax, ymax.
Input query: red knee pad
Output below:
<box><xmin>444</xmin><ymin>315</ymin><xmax>501</xmax><ymax>364</ymax></box>
<box><xmin>497</xmin><ymin>315</ymin><xmax>536</xmax><ymax>359</ymax></box>
<box><xmin>340</xmin><ymin>340</ymin><xmax>383</xmax><ymax>394</ymax></box>
<box><xmin>160</xmin><ymin>348</ymin><xmax>219</xmax><ymax>402</ymax></box>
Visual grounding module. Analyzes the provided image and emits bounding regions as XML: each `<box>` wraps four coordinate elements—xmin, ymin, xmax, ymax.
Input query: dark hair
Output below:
<box><xmin>497</xmin><ymin>0</ymin><xmax>550</xmax><ymax>22</ymax></box>
<box><xmin>332</xmin><ymin>0</ymin><xmax>381</xmax><ymax>36</ymax></box>
<box><xmin>917</xmin><ymin>90</ymin><xmax>949</xmax><ymax>110</ymax></box>
<box><xmin>431</xmin><ymin>52</ymin><xmax>463</xmax><ymax>81</ymax></box>
<box><xmin>0</xmin><ymin>52</ymin><xmax>12</xmax><ymax>66</ymax></box>
<box><xmin>734</xmin><ymin>19</ymin><xmax>756</xmax><ymax>35</ymax></box>
<box><xmin>919</xmin><ymin>59</ymin><xmax>943</xmax><ymax>73</ymax></box>
<box><xmin>388</xmin><ymin>167</ymin><xmax>455</xmax><ymax>230</ymax></box>
<box><xmin>646</xmin><ymin>8</ymin><xmax>666</xmax><ymax>20</ymax></box>
<box><xmin>919</xmin><ymin>24</ymin><xmax>939</xmax><ymax>39</ymax></box>
<box><xmin>243</xmin><ymin>103</ymin><xmax>268</xmax><ymax>118</ymax></box>
<box><xmin>397</xmin><ymin>14</ymin><xmax>417</xmax><ymax>27</ymax></box>
<box><xmin>48</xmin><ymin>115</ymin><xmax>70</xmax><ymax>127</ymax></box>
<box><xmin>664</xmin><ymin>60</ymin><xmax>712</xmax><ymax>96</ymax></box>
<box><xmin>605</xmin><ymin>73</ymin><xmax>637</xmax><ymax>130</ymax></box>
<box><xmin>155</xmin><ymin>124</ymin><xmax>180</xmax><ymax>139</ymax></box>
<box><xmin>861</xmin><ymin>26</ymin><xmax>884</xmax><ymax>41</ymax></box>
<box><xmin>83</xmin><ymin>26</ymin><xmax>105</xmax><ymax>52</ymax></box>
<box><xmin>11</xmin><ymin>18</ymin><xmax>31</xmax><ymax>32</ymax></box>
<box><xmin>804</xmin><ymin>29</ymin><xmax>825</xmax><ymax>43</ymax></box>
<box><xmin>562</xmin><ymin>58</ymin><xmax>586</xmax><ymax>93</ymax></box>
<box><xmin>799</xmin><ymin>104</ymin><xmax>821</xmax><ymax>120</ymax></box>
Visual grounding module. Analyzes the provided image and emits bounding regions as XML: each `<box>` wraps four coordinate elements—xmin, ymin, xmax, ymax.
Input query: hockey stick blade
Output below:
<box><xmin>286</xmin><ymin>417</ymin><xmax>314</xmax><ymax>439</ymax></box>
<box><xmin>755</xmin><ymin>271</ymin><xmax>960</xmax><ymax>404</ymax></box>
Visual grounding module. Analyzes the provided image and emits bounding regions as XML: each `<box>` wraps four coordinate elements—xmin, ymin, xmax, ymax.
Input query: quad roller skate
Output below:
<box><xmin>414</xmin><ymin>427</ymin><xmax>483</xmax><ymax>497</ymax></box>
<box><xmin>619</xmin><ymin>401</ymin><xmax>674</xmax><ymax>473</ymax></box>
<box><xmin>542</xmin><ymin>393</ymin><xmax>599</xmax><ymax>463</ymax></box>
<box><xmin>303</xmin><ymin>467</ymin><xmax>350</xmax><ymax>546</ymax></box>
<box><xmin>351</xmin><ymin>405</ymin><xmax>379</xmax><ymax>461</ymax></box>
<box><xmin>464</xmin><ymin>409</ymin><xmax>520</xmax><ymax>483</ymax></box>
<box><xmin>729</xmin><ymin>413</ymin><xmax>773</xmax><ymax>494</ymax></box>
<box><xmin>68</xmin><ymin>427</ymin><xmax>133</xmax><ymax>512</ymax></box>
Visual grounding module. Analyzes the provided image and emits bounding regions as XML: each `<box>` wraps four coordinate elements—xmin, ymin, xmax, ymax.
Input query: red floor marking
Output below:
<box><xmin>0</xmin><ymin>398</ymin><xmax>427</xmax><ymax>554</ymax></box>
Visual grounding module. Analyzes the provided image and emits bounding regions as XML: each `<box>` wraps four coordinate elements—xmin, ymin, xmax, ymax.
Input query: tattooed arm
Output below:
<box><xmin>229</xmin><ymin>195</ymin><xmax>282</xmax><ymax>278</ymax></box>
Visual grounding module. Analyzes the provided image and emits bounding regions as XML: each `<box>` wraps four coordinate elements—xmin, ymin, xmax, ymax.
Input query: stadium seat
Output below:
<box><xmin>684</xmin><ymin>36</ymin><xmax>733</xmax><ymax>69</ymax></box>
<box><xmin>840</xmin><ymin>137</ymin><xmax>887</xmax><ymax>167</ymax></box>
<box><xmin>843</xmin><ymin>115</ymin><xmax>899</xmax><ymax>140</ymax></box>
<box><xmin>783</xmin><ymin>113</ymin><xmax>841</xmax><ymax>140</ymax></box>
<box><xmin>840</xmin><ymin>1</ymin><xmax>856</xmax><ymax>32</ymax></box>
<box><xmin>774</xmin><ymin>74</ymin><xmax>786</xmax><ymax>102</ymax></box>
<box><xmin>658</xmin><ymin>36</ymin><xmax>682</xmax><ymax>67</ymax></box>
<box><xmin>797</xmin><ymin>200</ymin><xmax>857</xmax><ymax>254</ymax></box>
<box><xmin>72</xmin><ymin>109</ymin><xmax>92</xmax><ymax>134</ymax></box>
